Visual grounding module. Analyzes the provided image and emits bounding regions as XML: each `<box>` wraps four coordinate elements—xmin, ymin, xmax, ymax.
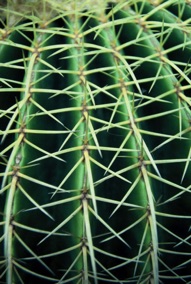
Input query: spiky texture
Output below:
<box><xmin>0</xmin><ymin>0</ymin><xmax>191</xmax><ymax>283</ymax></box>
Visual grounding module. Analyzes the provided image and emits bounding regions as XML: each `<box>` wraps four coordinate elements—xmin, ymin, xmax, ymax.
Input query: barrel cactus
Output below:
<box><xmin>0</xmin><ymin>0</ymin><xmax>191</xmax><ymax>283</ymax></box>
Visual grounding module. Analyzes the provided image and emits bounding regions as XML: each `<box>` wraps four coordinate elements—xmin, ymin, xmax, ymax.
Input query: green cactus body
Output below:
<box><xmin>0</xmin><ymin>1</ymin><xmax>191</xmax><ymax>283</ymax></box>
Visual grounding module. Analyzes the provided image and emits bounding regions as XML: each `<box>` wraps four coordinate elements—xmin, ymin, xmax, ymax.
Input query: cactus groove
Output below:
<box><xmin>0</xmin><ymin>0</ymin><xmax>191</xmax><ymax>283</ymax></box>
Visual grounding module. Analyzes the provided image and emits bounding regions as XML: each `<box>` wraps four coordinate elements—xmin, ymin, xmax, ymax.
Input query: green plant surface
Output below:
<box><xmin>0</xmin><ymin>0</ymin><xmax>191</xmax><ymax>283</ymax></box>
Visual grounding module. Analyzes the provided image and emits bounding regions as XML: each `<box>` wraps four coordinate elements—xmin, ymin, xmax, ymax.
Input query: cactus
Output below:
<box><xmin>0</xmin><ymin>0</ymin><xmax>191</xmax><ymax>283</ymax></box>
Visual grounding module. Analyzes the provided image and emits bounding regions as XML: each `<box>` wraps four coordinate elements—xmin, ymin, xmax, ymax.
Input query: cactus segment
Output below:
<box><xmin>0</xmin><ymin>1</ymin><xmax>191</xmax><ymax>283</ymax></box>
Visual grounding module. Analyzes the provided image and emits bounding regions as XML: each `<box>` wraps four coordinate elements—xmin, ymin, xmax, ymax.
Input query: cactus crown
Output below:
<box><xmin>0</xmin><ymin>0</ymin><xmax>191</xmax><ymax>283</ymax></box>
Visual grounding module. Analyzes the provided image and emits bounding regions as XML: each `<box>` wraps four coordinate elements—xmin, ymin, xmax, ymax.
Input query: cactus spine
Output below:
<box><xmin>0</xmin><ymin>0</ymin><xmax>191</xmax><ymax>283</ymax></box>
